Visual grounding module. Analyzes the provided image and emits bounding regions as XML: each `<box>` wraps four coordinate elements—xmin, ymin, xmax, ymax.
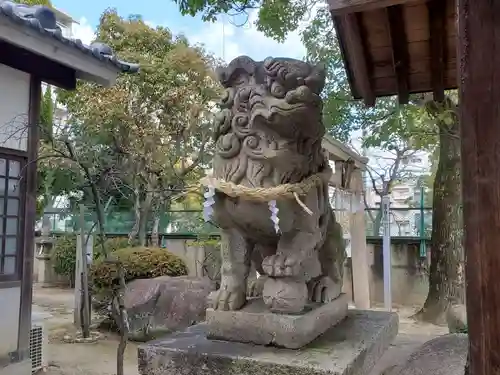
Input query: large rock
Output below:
<box><xmin>386</xmin><ymin>334</ymin><xmax>468</xmax><ymax>375</ymax></box>
<box><xmin>123</xmin><ymin>276</ymin><xmax>214</xmax><ymax>341</ymax></box>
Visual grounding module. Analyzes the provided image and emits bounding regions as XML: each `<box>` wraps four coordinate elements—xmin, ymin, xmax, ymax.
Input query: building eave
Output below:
<box><xmin>322</xmin><ymin>134</ymin><xmax>368</xmax><ymax>170</ymax></box>
<box><xmin>0</xmin><ymin>16</ymin><xmax>119</xmax><ymax>87</ymax></box>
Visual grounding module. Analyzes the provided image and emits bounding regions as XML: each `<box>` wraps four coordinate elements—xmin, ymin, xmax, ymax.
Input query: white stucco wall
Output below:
<box><xmin>0</xmin><ymin>63</ymin><xmax>28</xmax><ymax>358</ymax></box>
<box><xmin>0</xmin><ymin>286</ymin><xmax>20</xmax><ymax>354</ymax></box>
<box><xmin>0</xmin><ymin>63</ymin><xmax>29</xmax><ymax>151</ymax></box>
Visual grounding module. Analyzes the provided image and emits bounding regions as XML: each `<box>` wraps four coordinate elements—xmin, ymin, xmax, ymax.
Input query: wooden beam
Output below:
<box><xmin>0</xmin><ymin>41</ymin><xmax>76</xmax><ymax>90</ymax></box>
<box><xmin>333</xmin><ymin>15</ymin><xmax>362</xmax><ymax>100</ymax></box>
<box><xmin>349</xmin><ymin>169</ymin><xmax>371</xmax><ymax>309</ymax></box>
<box><xmin>386</xmin><ymin>5</ymin><xmax>410</xmax><ymax>104</ymax></box>
<box><xmin>427</xmin><ymin>0</ymin><xmax>447</xmax><ymax>102</ymax></box>
<box><xmin>459</xmin><ymin>0</ymin><xmax>500</xmax><ymax>374</ymax></box>
<box><xmin>328</xmin><ymin>0</ymin><xmax>420</xmax><ymax>16</ymax></box>
<box><xmin>336</xmin><ymin>13</ymin><xmax>375</xmax><ymax>106</ymax></box>
<box><xmin>17</xmin><ymin>76</ymin><xmax>41</xmax><ymax>363</ymax></box>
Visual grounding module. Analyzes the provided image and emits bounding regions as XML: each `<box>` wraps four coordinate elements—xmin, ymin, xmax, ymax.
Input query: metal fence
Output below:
<box><xmin>364</xmin><ymin>207</ymin><xmax>432</xmax><ymax>238</ymax></box>
<box><xmin>41</xmin><ymin>206</ymin><xmax>432</xmax><ymax>239</ymax></box>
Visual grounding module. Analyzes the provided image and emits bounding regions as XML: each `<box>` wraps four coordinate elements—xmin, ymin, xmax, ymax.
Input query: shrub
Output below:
<box><xmin>51</xmin><ymin>235</ymin><xmax>139</xmax><ymax>283</ymax></box>
<box><xmin>94</xmin><ymin>236</ymin><xmax>139</xmax><ymax>259</ymax></box>
<box><xmin>90</xmin><ymin>246</ymin><xmax>188</xmax><ymax>293</ymax></box>
<box><xmin>51</xmin><ymin>234</ymin><xmax>77</xmax><ymax>281</ymax></box>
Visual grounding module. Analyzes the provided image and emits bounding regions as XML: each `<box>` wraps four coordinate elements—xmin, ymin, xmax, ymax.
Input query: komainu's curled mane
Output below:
<box><xmin>207</xmin><ymin>56</ymin><xmax>346</xmax><ymax>314</ymax></box>
<box><xmin>212</xmin><ymin>56</ymin><xmax>328</xmax><ymax>188</ymax></box>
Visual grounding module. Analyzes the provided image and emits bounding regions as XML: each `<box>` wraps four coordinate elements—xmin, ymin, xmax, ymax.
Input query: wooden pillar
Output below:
<box><xmin>349</xmin><ymin>169</ymin><xmax>370</xmax><ymax>309</ymax></box>
<box><xmin>459</xmin><ymin>1</ymin><xmax>500</xmax><ymax>374</ymax></box>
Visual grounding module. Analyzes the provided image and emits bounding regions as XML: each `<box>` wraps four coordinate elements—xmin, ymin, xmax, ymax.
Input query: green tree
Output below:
<box><xmin>55</xmin><ymin>9</ymin><xmax>220</xmax><ymax>245</ymax></box>
<box><xmin>174</xmin><ymin>0</ymin><xmax>318</xmax><ymax>42</ymax></box>
<box><xmin>414</xmin><ymin>97</ymin><xmax>464</xmax><ymax>324</ymax></box>
<box><xmin>40</xmin><ymin>86</ymin><xmax>54</xmax><ymax>142</ymax></box>
<box><xmin>13</xmin><ymin>0</ymin><xmax>52</xmax><ymax>6</ymax></box>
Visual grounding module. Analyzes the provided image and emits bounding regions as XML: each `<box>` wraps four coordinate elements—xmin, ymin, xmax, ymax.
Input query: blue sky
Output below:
<box><xmin>51</xmin><ymin>0</ymin><xmax>306</xmax><ymax>62</ymax></box>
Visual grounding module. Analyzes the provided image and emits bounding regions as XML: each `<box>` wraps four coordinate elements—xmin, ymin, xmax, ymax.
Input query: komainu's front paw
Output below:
<box><xmin>307</xmin><ymin>276</ymin><xmax>341</xmax><ymax>303</ymax></box>
<box><xmin>208</xmin><ymin>284</ymin><xmax>246</xmax><ymax>311</ymax></box>
<box><xmin>262</xmin><ymin>254</ymin><xmax>302</xmax><ymax>277</ymax></box>
<box><xmin>247</xmin><ymin>275</ymin><xmax>268</xmax><ymax>297</ymax></box>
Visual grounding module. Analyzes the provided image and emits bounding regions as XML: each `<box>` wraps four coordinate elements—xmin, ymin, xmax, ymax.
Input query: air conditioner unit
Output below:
<box><xmin>30</xmin><ymin>313</ymin><xmax>49</xmax><ymax>373</ymax></box>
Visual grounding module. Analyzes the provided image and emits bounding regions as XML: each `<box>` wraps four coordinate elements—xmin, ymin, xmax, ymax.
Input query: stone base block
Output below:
<box><xmin>138</xmin><ymin>309</ymin><xmax>399</xmax><ymax>375</ymax></box>
<box><xmin>206</xmin><ymin>293</ymin><xmax>349</xmax><ymax>349</ymax></box>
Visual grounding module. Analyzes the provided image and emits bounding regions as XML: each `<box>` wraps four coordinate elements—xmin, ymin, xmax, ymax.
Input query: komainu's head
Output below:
<box><xmin>213</xmin><ymin>56</ymin><xmax>328</xmax><ymax>187</ymax></box>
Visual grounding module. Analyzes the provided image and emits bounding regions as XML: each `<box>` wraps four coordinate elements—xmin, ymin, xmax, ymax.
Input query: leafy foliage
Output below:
<box><xmin>90</xmin><ymin>247</ymin><xmax>188</xmax><ymax>292</ymax></box>
<box><xmin>39</xmin><ymin>10</ymin><xmax>220</xmax><ymax>242</ymax></box>
<box><xmin>51</xmin><ymin>235</ymin><xmax>77</xmax><ymax>280</ymax></box>
<box><xmin>97</xmin><ymin>237</ymin><xmax>139</xmax><ymax>256</ymax></box>
<box><xmin>173</xmin><ymin>0</ymin><xmax>319</xmax><ymax>42</ymax></box>
<box><xmin>40</xmin><ymin>86</ymin><xmax>54</xmax><ymax>142</ymax></box>
<box><xmin>13</xmin><ymin>0</ymin><xmax>52</xmax><ymax>5</ymax></box>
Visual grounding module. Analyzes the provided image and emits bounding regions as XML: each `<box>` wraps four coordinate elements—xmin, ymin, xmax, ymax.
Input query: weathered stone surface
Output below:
<box><xmin>446</xmin><ymin>304</ymin><xmax>467</xmax><ymax>333</ymax></box>
<box><xmin>386</xmin><ymin>334</ymin><xmax>468</xmax><ymax>375</ymax></box>
<box><xmin>124</xmin><ymin>276</ymin><xmax>214</xmax><ymax>341</ymax></box>
<box><xmin>205</xmin><ymin>56</ymin><xmax>347</xmax><ymax>315</ymax></box>
<box><xmin>206</xmin><ymin>294</ymin><xmax>348</xmax><ymax>349</ymax></box>
<box><xmin>138</xmin><ymin>309</ymin><xmax>399</xmax><ymax>375</ymax></box>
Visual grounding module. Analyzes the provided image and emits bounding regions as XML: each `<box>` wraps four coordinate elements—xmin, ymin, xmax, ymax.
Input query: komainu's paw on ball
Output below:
<box><xmin>262</xmin><ymin>277</ymin><xmax>308</xmax><ymax>314</ymax></box>
<box><xmin>308</xmin><ymin>276</ymin><xmax>341</xmax><ymax>303</ymax></box>
<box><xmin>208</xmin><ymin>285</ymin><xmax>246</xmax><ymax>311</ymax></box>
<box><xmin>262</xmin><ymin>254</ymin><xmax>302</xmax><ymax>277</ymax></box>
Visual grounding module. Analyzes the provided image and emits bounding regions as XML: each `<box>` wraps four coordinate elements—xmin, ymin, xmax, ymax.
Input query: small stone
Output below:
<box><xmin>446</xmin><ymin>304</ymin><xmax>467</xmax><ymax>333</ymax></box>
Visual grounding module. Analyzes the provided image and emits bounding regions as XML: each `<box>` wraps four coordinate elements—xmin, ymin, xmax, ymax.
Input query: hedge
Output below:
<box><xmin>89</xmin><ymin>246</ymin><xmax>188</xmax><ymax>293</ymax></box>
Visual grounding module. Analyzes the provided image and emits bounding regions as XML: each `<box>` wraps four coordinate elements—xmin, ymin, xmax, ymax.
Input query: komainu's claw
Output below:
<box><xmin>307</xmin><ymin>276</ymin><xmax>341</xmax><ymax>303</ymax></box>
<box><xmin>262</xmin><ymin>254</ymin><xmax>301</xmax><ymax>277</ymax></box>
<box><xmin>208</xmin><ymin>277</ymin><xmax>246</xmax><ymax>310</ymax></box>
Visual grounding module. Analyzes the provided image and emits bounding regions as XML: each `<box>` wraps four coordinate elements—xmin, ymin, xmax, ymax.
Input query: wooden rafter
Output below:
<box><xmin>328</xmin><ymin>0</ymin><xmax>421</xmax><ymax>16</ymax></box>
<box><xmin>427</xmin><ymin>0</ymin><xmax>447</xmax><ymax>102</ymax></box>
<box><xmin>334</xmin><ymin>13</ymin><xmax>375</xmax><ymax>106</ymax></box>
<box><xmin>386</xmin><ymin>5</ymin><xmax>410</xmax><ymax>104</ymax></box>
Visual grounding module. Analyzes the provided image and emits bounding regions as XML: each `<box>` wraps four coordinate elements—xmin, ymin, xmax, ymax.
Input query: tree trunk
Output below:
<box><xmin>128</xmin><ymin>189</ymin><xmax>140</xmax><ymax>244</ymax></box>
<box><xmin>416</xmin><ymin>103</ymin><xmax>465</xmax><ymax>324</ymax></box>
<box><xmin>138</xmin><ymin>191</ymin><xmax>153</xmax><ymax>246</ymax></box>
<box><xmin>151</xmin><ymin>213</ymin><xmax>160</xmax><ymax>247</ymax></box>
<box><xmin>372</xmin><ymin>207</ymin><xmax>383</xmax><ymax>236</ymax></box>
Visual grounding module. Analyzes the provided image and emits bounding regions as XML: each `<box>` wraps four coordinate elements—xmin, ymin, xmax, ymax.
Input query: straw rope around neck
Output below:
<box><xmin>200</xmin><ymin>168</ymin><xmax>332</xmax><ymax>215</ymax></box>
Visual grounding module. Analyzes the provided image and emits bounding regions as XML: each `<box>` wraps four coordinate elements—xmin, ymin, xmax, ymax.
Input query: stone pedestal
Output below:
<box><xmin>138</xmin><ymin>310</ymin><xmax>399</xmax><ymax>375</ymax></box>
<box><xmin>207</xmin><ymin>294</ymin><xmax>348</xmax><ymax>349</ymax></box>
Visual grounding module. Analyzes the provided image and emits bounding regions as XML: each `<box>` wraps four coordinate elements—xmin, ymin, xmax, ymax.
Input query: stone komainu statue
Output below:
<box><xmin>205</xmin><ymin>56</ymin><xmax>346</xmax><ymax>314</ymax></box>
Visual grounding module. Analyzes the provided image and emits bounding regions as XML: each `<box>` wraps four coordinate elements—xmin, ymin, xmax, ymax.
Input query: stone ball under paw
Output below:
<box><xmin>262</xmin><ymin>277</ymin><xmax>308</xmax><ymax>314</ymax></box>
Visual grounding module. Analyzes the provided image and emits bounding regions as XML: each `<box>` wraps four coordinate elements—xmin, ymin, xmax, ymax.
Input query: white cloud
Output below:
<box><xmin>71</xmin><ymin>17</ymin><xmax>95</xmax><ymax>45</ymax></box>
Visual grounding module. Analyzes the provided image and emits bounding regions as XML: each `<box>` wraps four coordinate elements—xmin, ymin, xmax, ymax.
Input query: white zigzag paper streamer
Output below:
<box><xmin>268</xmin><ymin>200</ymin><xmax>280</xmax><ymax>233</ymax></box>
<box><xmin>203</xmin><ymin>185</ymin><xmax>215</xmax><ymax>222</ymax></box>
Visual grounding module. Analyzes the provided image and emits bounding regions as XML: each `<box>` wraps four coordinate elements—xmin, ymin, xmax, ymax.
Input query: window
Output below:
<box><xmin>0</xmin><ymin>156</ymin><xmax>24</xmax><ymax>281</ymax></box>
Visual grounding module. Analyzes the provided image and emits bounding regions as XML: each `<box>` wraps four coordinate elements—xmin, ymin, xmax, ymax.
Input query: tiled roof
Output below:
<box><xmin>0</xmin><ymin>1</ymin><xmax>139</xmax><ymax>74</ymax></box>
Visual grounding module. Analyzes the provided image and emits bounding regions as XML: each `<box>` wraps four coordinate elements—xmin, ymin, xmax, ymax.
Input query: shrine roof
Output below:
<box><xmin>328</xmin><ymin>0</ymin><xmax>457</xmax><ymax>105</ymax></box>
<box><xmin>0</xmin><ymin>1</ymin><xmax>139</xmax><ymax>82</ymax></box>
